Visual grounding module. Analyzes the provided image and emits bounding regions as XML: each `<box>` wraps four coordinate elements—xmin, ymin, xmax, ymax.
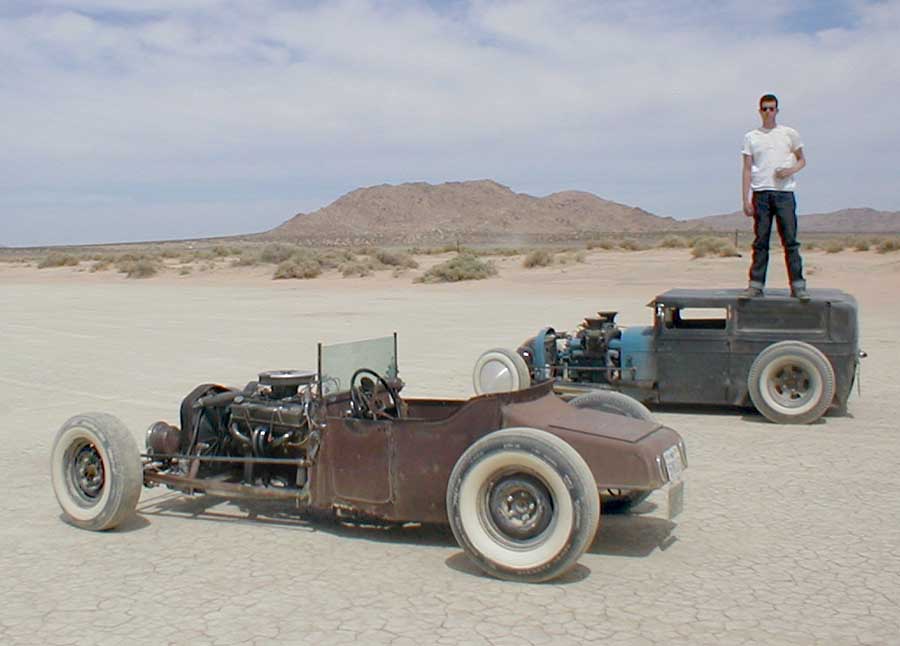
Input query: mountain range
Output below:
<box><xmin>265</xmin><ymin>180</ymin><xmax>900</xmax><ymax>243</ymax></box>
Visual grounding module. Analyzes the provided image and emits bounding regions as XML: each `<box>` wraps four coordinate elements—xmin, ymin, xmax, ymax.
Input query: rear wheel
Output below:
<box><xmin>569</xmin><ymin>390</ymin><xmax>656</xmax><ymax>422</ymax></box>
<box><xmin>446</xmin><ymin>427</ymin><xmax>600</xmax><ymax>583</ymax></box>
<box><xmin>50</xmin><ymin>413</ymin><xmax>142</xmax><ymax>530</ymax></box>
<box><xmin>472</xmin><ymin>348</ymin><xmax>531</xmax><ymax>395</ymax></box>
<box><xmin>748</xmin><ymin>341</ymin><xmax>835</xmax><ymax>424</ymax></box>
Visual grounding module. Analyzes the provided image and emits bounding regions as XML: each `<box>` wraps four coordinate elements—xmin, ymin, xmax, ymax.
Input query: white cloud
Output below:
<box><xmin>1</xmin><ymin>0</ymin><xmax>898</xmax><ymax>245</ymax></box>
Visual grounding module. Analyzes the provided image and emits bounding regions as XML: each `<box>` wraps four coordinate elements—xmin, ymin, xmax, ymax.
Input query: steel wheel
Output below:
<box><xmin>748</xmin><ymin>341</ymin><xmax>835</xmax><ymax>424</ymax></box>
<box><xmin>447</xmin><ymin>427</ymin><xmax>599</xmax><ymax>583</ymax></box>
<box><xmin>51</xmin><ymin>413</ymin><xmax>142</xmax><ymax>530</ymax></box>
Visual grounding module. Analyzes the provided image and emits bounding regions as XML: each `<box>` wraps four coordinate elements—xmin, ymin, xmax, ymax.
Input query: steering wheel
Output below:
<box><xmin>349</xmin><ymin>368</ymin><xmax>401</xmax><ymax>420</ymax></box>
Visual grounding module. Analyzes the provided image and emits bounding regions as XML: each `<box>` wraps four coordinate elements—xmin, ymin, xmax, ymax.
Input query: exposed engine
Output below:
<box><xmin>146</xmin><ymin>369</ymin><xmax>320</xmax><ymax>491</ymax></box>
<box><xmin>520</xmin><ymin>312</ymin><xmax>623</xmax><ymax>385</ymax></box>
<box><xmin>562</xmin><ymin>311</ymin><xmax>623</xmax><ymax>384</ymax></box>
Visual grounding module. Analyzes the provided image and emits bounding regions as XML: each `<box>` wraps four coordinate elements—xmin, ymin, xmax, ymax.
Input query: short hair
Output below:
<box><xmin>759</xmin><ymin>94</ymin><xmax>779</xmax><ymax>109</ymax></box>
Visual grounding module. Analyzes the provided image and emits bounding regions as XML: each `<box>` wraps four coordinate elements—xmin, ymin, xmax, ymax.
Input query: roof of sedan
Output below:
<box><xmin>650</xmin><ymin>288</ymin><xmax>856</xmax><ymax>308</ymax></box>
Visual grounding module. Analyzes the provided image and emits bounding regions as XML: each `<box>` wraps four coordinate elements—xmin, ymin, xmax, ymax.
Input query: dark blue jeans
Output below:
<box><xmin>749</xmin><ymin>190</ymin><xmax>805</xmax><ymax>289</ymax></box>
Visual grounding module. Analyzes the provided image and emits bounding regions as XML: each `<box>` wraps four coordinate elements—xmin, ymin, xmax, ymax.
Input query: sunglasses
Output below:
<box><xmin>759</xmin><ymin>106</ymin><xmax>777</xmax><ymax>112</ymax></box>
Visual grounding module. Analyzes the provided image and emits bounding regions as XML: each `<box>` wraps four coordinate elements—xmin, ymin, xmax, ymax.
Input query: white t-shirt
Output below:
<box><xmin>742</xmin><ymin>125</ymin><xmax>804</xmax><ymax>192</ymax></box>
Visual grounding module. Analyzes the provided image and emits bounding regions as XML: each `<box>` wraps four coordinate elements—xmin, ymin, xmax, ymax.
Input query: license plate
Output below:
<box><xmin>663</xmin><ymin>445</ymin><xmax>684</xmax><ymax>482</ymax></box>
<box><xmin>667</xmin><ymin>480</ymin><xmax>685</xmax><ymax>520</ymax></box>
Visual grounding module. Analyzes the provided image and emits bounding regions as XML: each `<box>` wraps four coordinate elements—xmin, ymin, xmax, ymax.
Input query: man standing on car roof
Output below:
<box><xmin>740</xmin><ymin>93</ymin><xmax>809</xmax><ymax>301</ymax></box>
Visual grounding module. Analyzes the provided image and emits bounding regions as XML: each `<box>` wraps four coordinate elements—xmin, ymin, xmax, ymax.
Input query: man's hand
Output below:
<box><xmin>743</xmin><ymin>202</ymin><xmax>754</xmax><ymax>218</ymax></box>
<box><xmin>774</xmin><ymin>166</ymin><xmax>794</xmax><ymax>179</ymax></box>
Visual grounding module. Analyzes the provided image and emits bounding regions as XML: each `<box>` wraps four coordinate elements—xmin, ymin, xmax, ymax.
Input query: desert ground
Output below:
<box><xmin>1</xmin><ymin>247</ymin><xmax>898</xmax><ymax>645</ymax></box>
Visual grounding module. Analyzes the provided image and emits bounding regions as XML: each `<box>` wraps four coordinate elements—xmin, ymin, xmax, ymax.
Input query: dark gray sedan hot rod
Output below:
<box><xmin>474</xmin><ymin>288</ymin><xmax>862</xmax><ymax>425</ymax></box>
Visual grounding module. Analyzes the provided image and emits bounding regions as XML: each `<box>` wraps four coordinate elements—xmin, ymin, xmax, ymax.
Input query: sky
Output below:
<box><xmin>1</xmin><ymin>0</ymin><xmax>898</xmax><ymax>246</ymax></box>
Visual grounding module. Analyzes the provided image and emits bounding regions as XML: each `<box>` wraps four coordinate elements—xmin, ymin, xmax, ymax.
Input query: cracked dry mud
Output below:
<box><xmin>1</xmin><ymin>249</ymin><xmax>898</xmax><ymax>645</ymax></box>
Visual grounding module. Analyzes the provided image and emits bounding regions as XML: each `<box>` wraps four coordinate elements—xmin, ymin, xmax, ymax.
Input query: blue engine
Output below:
<box><xmin>530</xmin><ymin>312</ymin><xmax>655</xmax><ymax>387</ymax></box>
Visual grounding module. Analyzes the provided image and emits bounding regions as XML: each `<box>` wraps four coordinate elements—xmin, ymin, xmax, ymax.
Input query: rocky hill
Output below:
<box><xmin>262</xmin><ymin>180</ymin><xmax>899</xmax><ymax>244</ymax></box>
<box><xmin>686</xmin><ymin>207</ymin><xmax>900</xmax><ymax>233</ymax></box>
<box><xmin>265</xmin><ymin>180</ymin><xmax>684</xmax><ymax>244</ymax></box>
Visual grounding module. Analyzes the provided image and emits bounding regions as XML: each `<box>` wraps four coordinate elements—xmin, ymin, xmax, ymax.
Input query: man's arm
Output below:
<box><xmin>742</xmin><ymin>154</ymin><xmax>753</xmax><ymax>217</ymax></box>
<box><xmin>775</xmin><ymin>147</ymin><xmax>806</xmax><ymax>179</ymax></box>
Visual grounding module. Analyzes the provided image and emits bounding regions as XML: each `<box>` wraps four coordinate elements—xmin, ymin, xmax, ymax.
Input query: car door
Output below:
<box><xmin>325</xmin><ymin>417</ymin><xmax>394</xmax><ymax>504</ymax></box>
<box><xmin>655</xmin><ymin>304</ymin><xmax>732</xmax><ymax>404</ymax></box>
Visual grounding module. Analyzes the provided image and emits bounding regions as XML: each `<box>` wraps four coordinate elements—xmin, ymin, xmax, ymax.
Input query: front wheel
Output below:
<box><xmin>472</xmin><ymin>348</ymin><xmax>532</xmax><ymax>395</ymax></box>
<box><xmin>748</xmin><ymin>341</ymin><xmax>836</xmax><ymax>424</ymax></box>
<box><xmin>50</xmin><ymin>413</ymin><xmax>142</xmax><ymax>530</ymax></box>
<box><xmin>446</xmin><ymin>427</ymin><xmax>600</xmax><ymax>583</ymax></box>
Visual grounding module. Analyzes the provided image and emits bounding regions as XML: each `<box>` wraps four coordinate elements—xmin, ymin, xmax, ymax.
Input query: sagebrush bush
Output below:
<box><xmin>374</xmin><ymin>249</ymin><xmax>418</xmax><ymax>269</ymax></box>
<box><xmin>852</xmin><ymin>238</ymin><xmax>870</xmax><ymax>252</ymax></box>
<box><xmin>619</xmin><ymin>239</ymin><xmax>647</xmax><ymax>251</ymax></box>
<box><xmin>823</xmin><ymin>240</ymin><xmax>845</xmax><ymax>254</ymax></box>
<box><xmin>339</xmin><ymin>260</ymin><xmax>375</xmax><ymax>277</ymax></box>
<box><xmin>691</xmin><ymin>237</ymin><xmax>740</xmax><ymax>259</ymax></box>
<box><xmin>586</xmin><ymin>238</ymin><xmax>615</xmax><ymax>250</ymax></box>
<box><xmin>415</xmin><ymin>254</ymin><xmax>497</xmax><ymax>283</ymax></box>
<box><xmin>877</xmin><ymin>238</ymin><xmax>900</xmax><ymax>253</ymax></box>
<box><xmin>120</xmin><ymin>259</ymin><xmax>160</xmax><ymax>278</ymax></box>
<box><xmin>211</xmin><ymin>244</ymin><xmax>240</xmax><ymax>257</ymax></box>
<box><xmin>317</xmin><ymin>249</ymin><xmax>356</xmax><ymax>269</ymax></box>
<box><xmin>232</xmin><ymin>252</ymin><xmax>260</xmax><ymax>266</ymax></box>
<box><xmin>658</xmin><ymin>235</ymin><xmax>689</xmax><ymax>249</ymax></box>
<box><xmin>273</xmin><ymin>256</ymin><xmax>322</xmax><ymax>279</ymax></box>
<box><xmin>259</xmin><ymin>243</ymin><xmax>298</xmax><ymax>264</ymax></box>
<box><xmin>38</xmin><ymin>252</ymin><xmax>80</xmax><ymax>268</ymax></box>
<box><xmin>523</xmin><ymin>250</ymin><xmax>554</xmax><ymax>268</ymax></box>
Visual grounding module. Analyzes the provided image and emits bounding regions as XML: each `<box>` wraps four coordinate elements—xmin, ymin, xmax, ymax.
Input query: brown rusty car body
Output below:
<box><xmin>51</xmin><ymin>335</ymin><xmax>687</xmax><ymax>582</ymax></box>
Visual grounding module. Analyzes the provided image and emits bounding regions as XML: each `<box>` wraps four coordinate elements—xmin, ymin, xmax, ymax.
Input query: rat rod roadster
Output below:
<box><xmin>51</xmin><ymin>335</ymin><xmax>686</xmax><ymax>583</ymax></box>
<box><xmin>473</xmin><ymin>288</ymin><xmax>862</xmax><ymax>425</ymax></box>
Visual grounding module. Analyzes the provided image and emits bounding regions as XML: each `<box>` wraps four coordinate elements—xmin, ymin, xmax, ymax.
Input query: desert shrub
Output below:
<box><xmin>90</xmin><ymin>259</ymin><xmax>113</xmax><ymax>272</ymax></box>
<box><xmin>476</xmin><ymin>247</ymin><xmax>523</xmax><ymax>257</ymax></box>
<box><xmin>619</xmin><ymin>239</ymin><xmax>647</xmax><ymax>251</ymax></box>
<box><xmin>691</xmin><ymin>237</ymin><xmax>739</xmax><ymax>259</ymax></box>
<box><xmin>586</xmin><ymin>238</ymin><xmax>615</xmax><ymax>250</ymax></box>
<box><xmin>523</xmin><ymin>250</ymin><xmax>554</xmax><ymax>268</ymax></box>
<box><xmin>823</xmin><ymin>240</ymin><xmax>845</xmax><ymax>254</ymax></box>
<box><xmin>159</xmin><ymin>248</ymin><xmax>181</xmax><ymax>259</ymax></box>
<box><xmin>555</xmin><ymin>251</ymin><xmax>587</xmax><ymax>266</ymax></box>
<box><xmin>852</xmin><ymin>238</ymin><xmax>870</xmax><ymax>252</ymax></box>
<box><xmin>373</xmin><ymin>249</ymin><xmax>418</xmax><ymax>269</ymax></box>
<box><xmin>273</xmin><ymin>256</ymin><xmax>322</xmax><ymax>279</ymax></box>
<box><xmin>259</xmin><ymin>243</ymin><xmax>298</xmax><ymax>264</ymax></box>
<box><xmin>805</xmin><ymin>240</ymin><xmax>819</xmax><ymax>250</ymax></box>
<box><xmin>717</xmin><ymin>244</ymin><xmax>741</xmax><ymax>258</ymax></box>
<box><xmin>876</xmin><ymin>238</ymin><xmax>900</xmax><ymax>254</ymax></box>
<box><xmin>119</xmin><ymin>259</ymin><xmax>160</xmax><ymax>278</ymax></box>
<box><xmin>38</xmin><ymin>252</ymin><xmax>80</xmax><ymax>268</ymax></box>
<box><xmin>658</xmin><ymin>235</ymin><xmax>689</xmax><ymax>249</ymax></box>
<box><xmin>211</xmin><ymin>244</ymin><xmax>241</xmax><ymax>257</ymax></box>
<box><xmin>316</xmin><ymin>248</ymin><xmax>356</xmax><ymax>269</ymax></box>
<box><xmin>340</xmin><ymin>260</ymin><xmax>375</xmax><ymax>277</ymax></box>
<box><xmin>232</xmin><ymin>251</ymin><xmax>260</xmax><ymax>266</ymax></box>
<box><xmin>178</xmin><ymin>266</ymin><xmax>192</xmax><ymax>275</ymax></box>
<box><xmin>415</xmin><ymin>254</ymin><xmax>497</xmax><ymax>283</ymax></box>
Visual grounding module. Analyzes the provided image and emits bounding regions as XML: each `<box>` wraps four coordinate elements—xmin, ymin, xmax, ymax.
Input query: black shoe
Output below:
<box><xmin>792</xmin><ymin>287</ymin><xmax>811</xmax><ymax>302</ymax></box>
<box><xmin>738</xmin><ymin>287</ymin><xmax>763</xmax><ymax>300</ymax></box>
